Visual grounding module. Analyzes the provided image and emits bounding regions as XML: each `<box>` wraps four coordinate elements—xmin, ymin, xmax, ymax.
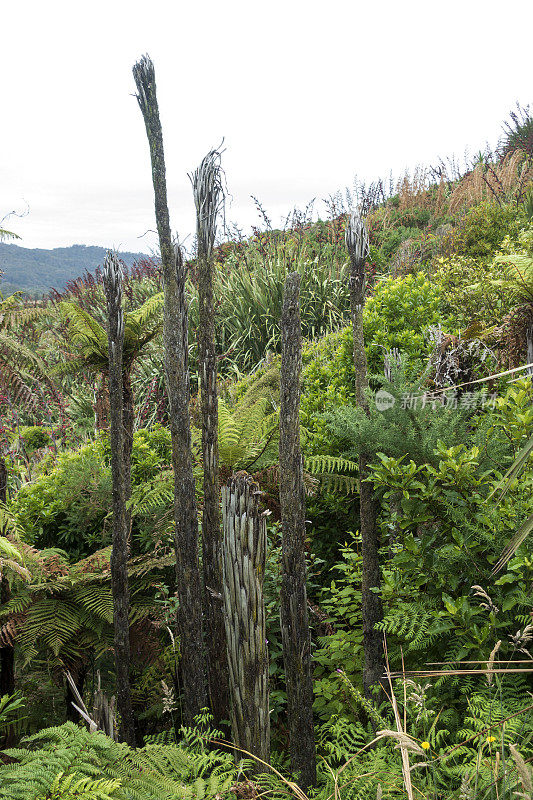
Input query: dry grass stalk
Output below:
<box><xmin>449</xmin><ymin>150</ymin><xmax>533</xmax><ymax>213</ymax></box>
<box><xmin>509</xmin><ymin>743</ymin><xmax>533</xmax><ymax>796</ymax></box>
<box><xmin>397</xmin><ymin>166</ymin><xmax>430</xmax><ymax>210</ymax></box>
<box><xmin>387</xmin><ymin>667</ymin><xmax>533</xmax><ymax>678</ymax></box>
<box><xmin>486</xmin><ymin>640</ymin><xmax>502</xmax><ymax>686</ymax></box>
<box><xmin>382</xmin><ymin>637</ymin><xmax>415</xmax><ymax>800</ymax></box>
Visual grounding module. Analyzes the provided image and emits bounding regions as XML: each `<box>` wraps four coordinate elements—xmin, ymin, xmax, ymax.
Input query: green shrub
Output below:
<box><xmin>19</xmin><ymin>426</ymin><xmax>51</xmax><ymax>451</ymax></box>
<box><xmin>12</xmin><ymin>426</ymin><xmax>174</xmax><ymax>558</ymax></box>
<box><xmin>447</xmin><ymin>201</ymin><xmax>520</xmax><ymax>259</ymax></box>
<box><xmin>432</xmin><ymin>253</ymin><xmax>516</xmax><ymax>329</ymax></box>
<box><xmin>300</xmin><ymin>272</ymin><xmax>445</xmax><ymax>437</ymax></box>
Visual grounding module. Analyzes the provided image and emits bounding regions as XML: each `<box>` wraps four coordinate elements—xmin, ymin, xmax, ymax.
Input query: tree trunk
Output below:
<box><xmin>0</xmin><ymin>457</ymin><xmax>14</xmax><ymax>701</ymax></box>
<box><xmin>279</xmin><ymin>272</ymin><xmax>316</xmax><ymax>789</ymax></box>
<box><xmin>122</xmin><ymin>370</ymin><xmax>134</xmax><ymax>541</ymax></box>
<box><xmin>103</xmin><ymin>254</ymin><xmax>136</xmax><ymax>747</ymax></box>
<box><xmin>133</xmin><ymin>56</ymin><xmax>207</xmax><ymax>723</ymax></box>
<box><xmin>194</xmin><ymin>152</ymin><xmax>229</xmax><ymax>727</ymax></box>
<box><xmin>94</xmin><ymin>375</ymin><xmax>109</xmax><ymax>433</ymax></box>
<box><xmin>526</xmin><ymin>320</ymin><xmax>533</xmax><ymax>376</ymax></box>
<box><xmin>359</xmin><ymin>454</ymin><xmax>384</xmax><ymax>698</ymax></box>
<box><xmin>348</xmin><ymin>223</ymin><xmax>385</xmax><ymax>699</ymax></box>
<box><xmin>222</xmin><ymin>473</ymin><xmax>269</xmax><ymax>771</ymax></box>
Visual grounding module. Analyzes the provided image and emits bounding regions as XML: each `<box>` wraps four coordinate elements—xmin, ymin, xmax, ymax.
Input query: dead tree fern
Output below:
<box><xmin>279</xmin><ymin>272</ymin><xmax>316</xmax><ymax>788</ymax></box>
<box><xmin>222</xmin><ymin>473</ymin><xmax>269</xmax><ymax>771</ymax></box>
<box><xmin>133</xmin><ymin>54</ymin><xmax>207</xmax><ymax>722</ymax></box>
<box><xmin>346</xmin><ymin>212</ymin><xmax>384</xmax><ymax>699</ymax></box>
<box><xmin>103</xmin><ymin>252</ymin><xmax>136</xmax><ymax>746</ymax></box>
<box><xmin>190</xmin><ymin>148</ymin><xmax>229</xmax><ymax>726</ymax></box>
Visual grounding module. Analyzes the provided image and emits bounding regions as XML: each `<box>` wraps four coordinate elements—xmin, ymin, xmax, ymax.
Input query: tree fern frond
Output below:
<box><xmin>218</xmin><ymin>398</ymin><xmax>278</xmax><ymax>470</ymax></box>
<box><xmin>0</xmin><ymin>295</ymin><xmax>43</xmax><ymax>330</ymax></box>
<box><xmin>127</xmin><ymin>292</ymin><xmax>164</xmax><ymax>333</ymax></box>
<box><xmin>60</xmin><ymin>302</ymin><xmax>108</xmax><ymax>372</ymax></box>
<box><xmin>305</xmin><ymin>455</ymin><xmax>359</xmax><ymax>494</ymax></box>
<box><xmin>129</xmin><ymin>471</ymin><xmax>174</xmax><ymax>517</ymax></box>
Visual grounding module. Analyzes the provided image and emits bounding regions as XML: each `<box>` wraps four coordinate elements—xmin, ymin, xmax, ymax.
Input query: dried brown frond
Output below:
<box><xmin>230</xmin><ymin>780</ymin><xmax>261</xmax><ymax>800</ymax></box>
<box><xmin>497</xmin><ymin>304</ymin><xmax>533</xmax><ymax>369</ymax></box>
<box><xmin>0</xmin><ymin>617</ymin><xmax>18</xmax><ymax>646</ymax></box>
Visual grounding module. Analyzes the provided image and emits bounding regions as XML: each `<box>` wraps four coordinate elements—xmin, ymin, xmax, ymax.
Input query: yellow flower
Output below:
<box><xmin>421</xmin><ymin>741</ymin><xmax>431</xmax><ymax>750</ymax></box>
<box><xmin>486</xmin><ymin>736</ymin><xmax>496</xmax><ymax>743</ymax></box>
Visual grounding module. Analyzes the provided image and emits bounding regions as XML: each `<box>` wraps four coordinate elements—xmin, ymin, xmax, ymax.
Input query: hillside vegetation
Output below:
<box><xmin>0</xmin><ymin>96</ymin><xmax>533</xmax><ymax>799</ymax></box>
<box><xmin>0</xmin><ymin>243</ymin><xmax>147</xmax><ymax>296</ymax></box>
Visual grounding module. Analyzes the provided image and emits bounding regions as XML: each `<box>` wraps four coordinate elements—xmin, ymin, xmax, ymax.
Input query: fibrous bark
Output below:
<box><xmin>222</xmin><ymin>473</ymin><xmax>269</xmax><ymax>771</ymax></box>
<box><xmin>279</xmin><ymin>272</ymin><xmax>316</xmax><ymax>788</ymax></box>
<box><xmin>191</xmin><ymin>150</ymin><xmax>229</xmax><ymax>726</ymax></box>
<box><xmin>346</xmin><ymin>213</ymin><xmax>385</xmax><ymax>699</ymax></box>
<box><xmin>94</xmin><ymin>375</ymin><xmax>109</xmax><ymax>433</ymax></box>
<box><xmin>103</xmin><ymin>252</ymin><xmax>136</xmax><ymax>746</ymax></box>
<box><xmin>133</xmin><ymin>55</ymin><xmax>207</xmax><ymax>723</ymax></box>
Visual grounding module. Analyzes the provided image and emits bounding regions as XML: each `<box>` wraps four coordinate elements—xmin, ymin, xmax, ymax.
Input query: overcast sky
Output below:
<box><xmin>3</xmin><ymin>0</ymin><xmax>533</xmax><ymax>254</ymax></box>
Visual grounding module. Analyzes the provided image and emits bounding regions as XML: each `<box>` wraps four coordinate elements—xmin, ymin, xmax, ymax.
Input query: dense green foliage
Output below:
<box><xmin>1</xmin><ymin>119</ymin><xmax>533</xmax><ymax>798</ymax></box>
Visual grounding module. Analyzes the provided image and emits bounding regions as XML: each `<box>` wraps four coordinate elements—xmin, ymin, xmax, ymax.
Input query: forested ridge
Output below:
<box><xmin>0</xmin><ymin>243</ymin><xmax>147</xmax><ymax>296</ymax></box>
<box><xmin>0</xmin><ymin>64</ymin><xmax>532</xmax><ymax>799</ymax></box>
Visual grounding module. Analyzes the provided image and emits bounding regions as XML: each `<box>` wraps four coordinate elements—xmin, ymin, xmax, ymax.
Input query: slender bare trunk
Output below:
<box><xmin>192</xmin><ymin>151</ymin><xmax>229</xmax><ymax>726</ymax></box>
<box><xmin>103</xmin><ymin>253</ymin><xmax>136</xmax><ymax>746</ymax></box>
<box><xmin>526</xmin><ymin>320</ymin><xmax>533</xmax><ymax>376</ymax></box>
<box><xmin>123</xmin><ymin>370</ymin><xmax>134</xmax><ymax>540</ymax></box>
<box><xmin>279</xmin><ymin>272</ymin><xmax>316</xmax><ymax>788</ymax></box>
<box><xmin>133</xmin><ymin>56</ymin><xmax>207</xmax><ymax>723</ymax></box>
<box><xmin>222</xmin><ymin>473</ymin><xmax>269</xmax><ymax>770</ymax></box>
<box><xmin>347</xmin><ymin>215</ymin><xmax>384</xmax><ymax>699</ymax></box>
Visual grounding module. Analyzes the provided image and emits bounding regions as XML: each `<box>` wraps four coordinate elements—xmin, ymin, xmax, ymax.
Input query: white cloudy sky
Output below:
<box><xmin>3</xmin><ymin>0</ymin><xmax>533</xmax><ymax>254</ymax></box>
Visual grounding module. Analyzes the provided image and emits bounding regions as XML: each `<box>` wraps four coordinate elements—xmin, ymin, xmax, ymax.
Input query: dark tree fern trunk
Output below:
<box><xmin>103</xmin><ymin>252</ymin><xmax>136</xmax><ymax>747</ymax></box>
<box><xmin>346</xmin><ymin>214</ymin><xmax>384</xmax><ymax>699</ymax></box>
<box><xmin>191</xmin><ymin>151</ymin><xmax>229</xmax><ymax>726</ymax></box>
<box><xmin>133</xmin><ymin>55</ymin><xmax>207</xmax><ymax>723</ymax></box>
<box><xmin>222</xmin><ymin>473</ymin><xmax>269</xmax><ymax>771</ymax></box>
<box><xmin>279</xmin><ymin>273</ymin><xmax>316</xmax><ymax>789</ymax></box>
<box><xmin>122</xmin><ymin>371</ymin><xmax>135</xmax><ymax>538</ymax></box>
<box><xmin>94</xmin><ymin>374</ymin><xmax>109</xmax><ymax>433</ymax></box>
<box><xmin>0</xmin><ymin>456</ymin><xmax>14</xmax><ymax>701</ymax></box>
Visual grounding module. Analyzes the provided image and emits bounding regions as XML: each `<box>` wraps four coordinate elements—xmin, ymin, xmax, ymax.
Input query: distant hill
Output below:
<box><xmin>0</xmin><ymin>243</ymin><xmax>149</xmax><ymax>296</ymax></box>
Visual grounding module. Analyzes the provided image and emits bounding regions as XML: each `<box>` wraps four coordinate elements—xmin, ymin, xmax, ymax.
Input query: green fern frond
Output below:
<box><xmin>0</xmin><ymin>721</ymin><xmax>239</xmax><ymax>800</ymax></box>
<box><xmin>129</xmin><ymin>472</ymin><xmax>174</xmax><ymax>517</ymax></box>
<box><xmin>218</xmin><ymin>398</ymin><xmax>278</xmax><ymax>470</ymax></box>
<box><xmin>305</xmin><ymin>455</ymin><xmax>359</xmax><ymax>494</ymax></box>
<box><xmin>60</xmin><ymin>302</ymin><xmax>108</xmax><ymax>372</ymax></box>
